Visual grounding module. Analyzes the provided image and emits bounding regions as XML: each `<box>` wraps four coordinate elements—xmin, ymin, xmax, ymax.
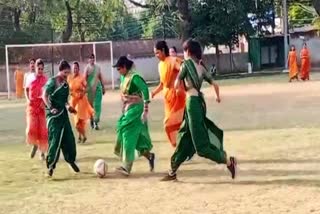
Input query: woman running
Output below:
<box><xmin>68</xmin><ymin>62</ymin><xmax>94</xmax><ymax>143</ymax></box>
<box><xmin>161</xmin><ymin>39</ymin><xmax>237</xmax><ymax>181</ymax></box>
<box><xmin>152</xmin><ymin>41</ymin><xmax>186</xmax><ymax>147</ymax></box>
<box><xmin>25</xmin><ymin>59</ymin><xmax>48</xmax><ymax>160</ymax></box>
<box><xmin>113</xmin><ymin>56</ymin><xmax>155</xmax><ymax>176</ymax></box>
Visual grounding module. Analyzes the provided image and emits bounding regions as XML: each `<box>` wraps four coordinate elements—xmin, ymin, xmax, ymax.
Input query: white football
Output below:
<box><xmin>93</xmin><ymin>159</ymin><xmax>107</xmax><ymax>178</ymax></box>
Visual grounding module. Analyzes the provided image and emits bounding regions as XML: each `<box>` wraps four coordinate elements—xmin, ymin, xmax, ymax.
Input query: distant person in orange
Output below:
<box><xmin>300</xmin><ymin>43</ymin><xmax>311</xmax><ymax>81</ymax></box>
<box><xmin>288</xmin><ymin>45</ymin><xmax>299</xmax><ymax>82</ymax></box>
<box><xmin>68</xmin><ymin>62</ymin><xmax>94</xmax><ymax>144</ymax></box>
<box><xmin>14</xmin><ymin>64</ymin><xmax>24</xmax><ymax>98</ymax></box>
<box><xmin>25</xmin><ymin>59</ymin><xmax>48</xmax><ymax>160</ymax></box>
<box><xmin>152</xmin><ymin>41</ymin><xmax>186</xmax><ymax>147</ymax></box>
<box><xmin>169</xmin><ymin>46</ymin><xmax>178</xmax><ymax>57</ymax></box>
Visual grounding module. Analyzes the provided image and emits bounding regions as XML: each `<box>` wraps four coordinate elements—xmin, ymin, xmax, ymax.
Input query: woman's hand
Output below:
<box><xmin>141</xmin><ymin>103</ymin><xmax>149</xmax><ymax>123</ymax></box>
<box><xmin>141</xmin><ymin>111</ymin><xmax>148</xmax><ymax>123</ymax></box>
<box><xmin>68</xmin><ymin>106</ymin><xmax>77</xmax><ymax>114</ymax></box>
<box><xmin>50</xmin><ymin>108</ymin><xmax>58</xmax><ymax>114</ymax></box>
<box><xmin>151</xmin><ymin>91</ymin><xmax>156</xmax><ymax>99</ymax></box>
<box><xmin>175</xmin><ymin>88</ymin><xmax>185</xmax><ymax>97</ymax></box>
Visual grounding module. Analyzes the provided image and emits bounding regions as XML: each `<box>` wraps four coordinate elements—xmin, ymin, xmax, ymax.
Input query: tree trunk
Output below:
<box><xmin>215</xmin><ymin>44</ymin><xmax>220</xmax><ymax>74</ymax></box>
<box><xmin>126</xmin><ymin>0</ymin><xmax>192</xmax><ymax>41</ymax></box>
<box><xmin>177</xmin><ymin>0</ymin><xmax>191</xmax><ymax>41</ymax></box>
<box><xmin>75</xmin><ymin>0</ymin><xmax>84</xmax><ymax>42</ymax></box>
<box><xmin>62</xmin><ymin>0</ymin><xmax>73</xmax><ymax>42</ymax></box>
<box><xmin>229</xmin><ymin>44</ymin><xmax>233</xmax><ymax>72</ymax></box>
<box><xmin>77</xmin><ymin>18</ymin><xmax>85</xmax><ymax>42</ymax></box>
<box><xmin>313</xmin><ymin>0</ymin><xmax>320</xmax><ymax>16</ymax></box>
<box><xmin>13</xmin><ymin>8</ymin><xmax>21</xmax><ymax>32</ymax></box>
<box><xmin>28</xmin><ymin>5</ymin><xmax>37</xmax><ymax>25</ymax></box>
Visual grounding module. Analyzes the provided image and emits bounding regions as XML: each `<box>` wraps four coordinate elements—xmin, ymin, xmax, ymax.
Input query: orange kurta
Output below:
<box><xmin>68</xmin><ymin>74</ymin><xmax>94</xmax><ymax>135</ymax></box>
<box><xmin>300</xmin><ymin>48</ymin><xmax>311</xmax><ymax>81</ymax></box>
<box><xmin>159</xmin><ymin>56</ymin><xmax>186</xmax><ymax>147</ymax></box>
<box><xmin>288</xmin><ymin>51</ymin><xmax>299</xmax><ymax>79</ymax></box>
<box><xmin>26</xmin><ymin>74</ymin><xmax>48</xmax><ymax>152</ymax></box>
<box><xmin>14</xmin><ymin>70</ymin><xmax>24</xmax><ymax>98</ymax></box>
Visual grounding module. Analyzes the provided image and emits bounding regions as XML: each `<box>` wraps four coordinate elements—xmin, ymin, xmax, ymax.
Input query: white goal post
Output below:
<box><xmin>5</xmin><ymin>41</ymin><xmax>114</xmax><ymax>99</ymax></box>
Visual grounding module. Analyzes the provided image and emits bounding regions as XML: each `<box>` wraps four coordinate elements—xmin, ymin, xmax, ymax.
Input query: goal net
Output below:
<box><xmin>4</xmin><ymin>41</ymin><xmax>114</xmax><ymax>99</ymax></box>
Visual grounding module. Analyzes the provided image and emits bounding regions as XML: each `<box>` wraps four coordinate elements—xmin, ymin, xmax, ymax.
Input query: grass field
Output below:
<box><xmin>1</xmin><ymin>73</ymin><xmax>320</xmax><ymax>214</ymax></box>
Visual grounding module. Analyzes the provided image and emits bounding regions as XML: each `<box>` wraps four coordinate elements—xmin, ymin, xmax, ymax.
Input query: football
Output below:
<box><xmin>93</xmin><ymin>159</ymin><xmax>107</xmax><ymax>178</ymax></box>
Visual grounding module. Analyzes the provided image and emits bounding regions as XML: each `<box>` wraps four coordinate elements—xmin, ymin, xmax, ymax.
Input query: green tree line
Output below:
<box><xmin>0</xmin><ymin>0</ymin><xmax>319</xmax><ymax>48</ymax></box>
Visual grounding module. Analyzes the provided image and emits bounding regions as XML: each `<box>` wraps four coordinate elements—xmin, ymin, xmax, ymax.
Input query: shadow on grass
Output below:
<box><xmin>50</xmin><ymin>171</ymin><xmax>167</xmax><ymax>182</ymax></box>
<box><xmin>51</xmin><ymin>175</ymin><xmax>96</xmax><ymax>182</ymax></box>
<box><xmin>77</xmin><ymin>156</ymin><xmax>118</xmax><ymax>163</ymax></box>
<box><xmin>179</xmin><ymin>178</ymin><xmax>320</xmax><ymax>187</ymax></box>
<box><xmin>239</xmin><ymin>158</ymin><xmax>320</xmax><ymax>164</ymax></box>
<box><xmin>104</xmin><ymin>172</ymin><xmax>167</xmax><ymax>180</ymax></box>
<box><xmin>92</xmin><ymin>140</ymin><xmax>115</xmax><ymax>146</ymax></box>
<box><xmin>178</xmin><ymin>168</ymin><xmax>320</xmax><ymax>177</ymax></box>
<box><xmin>174</xmin><ymin>168</ymin><xmax>320</xmax><ymax>187</ymax></box>
<box><xmin>46</xmin><ymin>167</ymin><xmax>320</xmax><ymax>188</ymax></box>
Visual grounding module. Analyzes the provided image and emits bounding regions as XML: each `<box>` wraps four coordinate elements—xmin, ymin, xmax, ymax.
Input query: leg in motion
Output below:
<box><xmin>61</xmin><ymin>120</ymin><xmax>79</xmax><ymax>173</ymax></box>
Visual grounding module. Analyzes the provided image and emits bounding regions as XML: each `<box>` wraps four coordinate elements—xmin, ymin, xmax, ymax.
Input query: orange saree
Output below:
<box><xmin>159</xmin><ymin>56</ymin><xmax>186</xmax><ymax>147</ymax></box>
<box><xmin>288</xmin><ymin>51</ymin><xmax>299</xmax><ymax>80</ymax></box>
<box><xmin>14</xmin><ymin>70</ymin><xmax>24</xmax><ymax>98</ymax></box>
<box><xmin>68</xmin><ymin>74</ymin><xmax>94</xmax><ymax>136</ymax></box>
<box><xmin>26</xmin><ymin>75</ymin><xmax>48</xmax><ymax>152</ymax></box>
<box><xmin>300</xmin><ymin>48</ymin><xmax>311</xmax><ymax>81</ymax></box>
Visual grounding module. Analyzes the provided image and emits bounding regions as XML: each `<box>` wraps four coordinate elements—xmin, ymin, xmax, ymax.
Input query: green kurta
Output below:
<box><xmin>114</xmin><ymin>69</ymin><xmax>152</xmax><ymax>172</ymax></box>
<box><xmin>45</xmin><ymin>77</ymin><xmax>76</xmax><ymax>169</ymax></box>
<box><xmin>170</xmin><ymin>59</ymin><xmax>226</xmax><ymax>173</ymax></box>
<box><xmin>87</xmin><ymin>66</ymin><xmax>103</xmax><ymax>123</ymax></box>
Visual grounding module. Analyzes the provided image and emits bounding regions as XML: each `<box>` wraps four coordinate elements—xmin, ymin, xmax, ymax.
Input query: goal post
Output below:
<box><xmin>5</xmin><ymin>41</ymin><xmax>115</xmax><ymax>99</ymax></box>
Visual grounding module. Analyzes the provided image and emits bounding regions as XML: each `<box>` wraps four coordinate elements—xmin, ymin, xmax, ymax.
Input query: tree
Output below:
<box><xmin>62</xmin><ymin>0</ymin><xmax>73</xmax><ymax>42</ymax></box>
<box><xmin>73</xmin><ymin>0</ymin><xmax>104</xmax><ymax>42</ymax></box>
<box><xmin>289</xmin><ymin>3</ymin><xmax>314</xmax><ymax>27</ymax></box>
<box><xmin>191</xmin><ymin>0</ymin><xmax>251</xmax><ymax>72</ymax></box>
<box><xmin>45</xmin><ymin>0</ymin><xmax>74</xmax><ymax>42</ymax></box>
<box><xmin>109</xmin><ymin>13</ymin><xmax>143</xmax><ymax>40</ymax></box>
<box><xmin>0</xmin><ymin>0</ymin><xmax>25</xmax><ymax>32</ymax></box>
<box><xmin>313</xmin><ymin>0</ymin><xmax>320</xmax><ymax>15</ymax></box>
<box><xmin>248</xmin><ymin>0</ymin><xmax>276</xmax><ymax>35</ymax></box>
<box><xmin>126</xmin><ymin>0</ymin><xmax>191</xmax><ymax>41</ymax></box>
<box><xmin>192</xmin><ymin>0</ymin><xmax>250</xmax><ymax>47</ymax></box>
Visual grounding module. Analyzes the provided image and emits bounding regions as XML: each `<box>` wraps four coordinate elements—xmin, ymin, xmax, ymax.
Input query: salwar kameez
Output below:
<box><xmin>114</xmin><ymin>69</ymin><xmax>153</xmax><ymax>174</ymax></box>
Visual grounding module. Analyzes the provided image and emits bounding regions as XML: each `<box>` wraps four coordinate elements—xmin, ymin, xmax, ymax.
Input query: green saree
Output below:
<box><xmin>114</xmin><ymin>69</ymin><xmax>152</xmax><ymax>172</ymax></box>
<box><xmin>170</xmin><ymin>59</ymin><xmax>226</xmax><ymax>173</ymax></box>
<box><xmin>45</xmin><ymin>77</ymin><xmax>76</xmax><ymax>169</ymax></box>
<box><xmin>87</xmin><ymin>66</ymin><xmax>103</xmax><ymax>123</ymax></box>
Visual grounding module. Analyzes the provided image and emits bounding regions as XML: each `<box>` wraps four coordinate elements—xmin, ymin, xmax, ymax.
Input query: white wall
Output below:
<box><xmin>290</xmin><ymin>37</ymin><xmax>320</xmax><ymax>66</ymax></box>
<box><xmin>0</xmin><ymin>53</ymin><xmax>249</xmax><ymax>92</ymax></box>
